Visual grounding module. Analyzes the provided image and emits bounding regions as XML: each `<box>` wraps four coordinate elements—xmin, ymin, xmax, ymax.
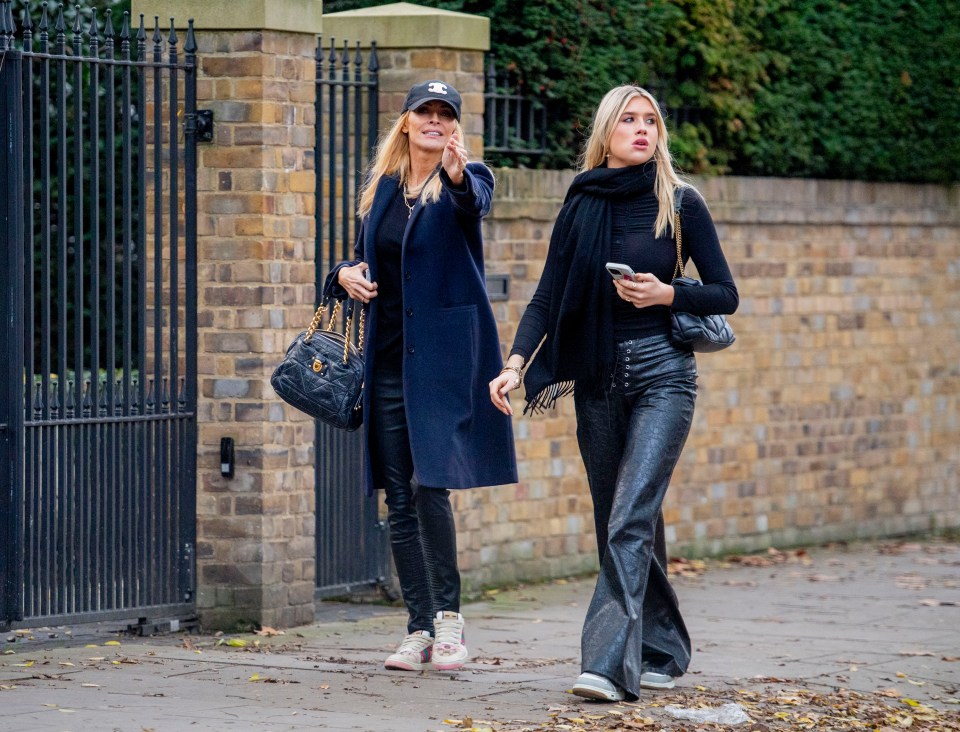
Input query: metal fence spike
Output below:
<box><xmin>184</xmin><ymin>18</ymin><xmax>196</xmax><ymax>54</ymax></box>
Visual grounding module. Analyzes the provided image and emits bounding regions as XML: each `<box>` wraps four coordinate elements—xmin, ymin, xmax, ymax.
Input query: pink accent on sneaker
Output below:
<box><xmin>384</xmin><ymin>630</ymin><xmax>433</xmax><ymax>671</ymax></box>
<box><xmin>431</xmin><ymin>610</ymin><xmax>468</xmax><ymax>670</ymax></box>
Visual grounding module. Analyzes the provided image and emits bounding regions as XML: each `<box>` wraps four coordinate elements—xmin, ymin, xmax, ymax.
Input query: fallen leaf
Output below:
<box><xmin>104</xmin><ymin>641</ymin><xmax>121</xmax><ymax>646</ymax></box>
<box><xmin>248</xmin><ymin>673</ymin><xmax>262</xmax><ymax>682</ymax></box>
<box><xmin>898</xmin><ymin>650</ymin><xmax>934</xmax><ymax>657</ymax></box>
<box><xmin>81</xmin><ymin>683</ymin><xmax>99</xmax><ymax>688</ymax></box>
<box><xmin>254</xmin><ymin>626</ymin><xmax>285</xmax><ymax>637</ymax></box>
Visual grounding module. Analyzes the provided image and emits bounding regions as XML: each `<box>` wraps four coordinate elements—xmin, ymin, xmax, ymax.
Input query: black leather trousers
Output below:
<box><xmin>369</xmin><ymin>368</ymin><xmax>461</xmax><ymax>635</ymax></box>
<box><xmin>574</xmin><ymin>334</ymin><xmax>697</xmax><ymax>698</ymax></box>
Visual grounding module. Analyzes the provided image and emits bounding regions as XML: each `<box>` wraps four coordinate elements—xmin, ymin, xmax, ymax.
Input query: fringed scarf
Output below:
<box><xmin>523</xmin><ymin>161</ymin><xmax>658</xmax><ymax>415</ymax></box>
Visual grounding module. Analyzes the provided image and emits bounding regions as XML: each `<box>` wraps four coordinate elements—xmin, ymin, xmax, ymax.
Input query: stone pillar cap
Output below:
<box><xmin>323</xmin><ymin>2</ymin><xmax>489</xmax><ymax>50</ymax></box>
<box><xmin>131</xmin><ymin>0</ymin><xmax>323</xmax><ymax>33</ymax></box>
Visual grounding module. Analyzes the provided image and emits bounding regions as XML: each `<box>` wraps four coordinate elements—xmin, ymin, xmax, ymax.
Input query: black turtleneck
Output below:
<box><xmin>510</xmin><ymin>169</ymin><xmax>738</xmax><ymax>360</ymax></box>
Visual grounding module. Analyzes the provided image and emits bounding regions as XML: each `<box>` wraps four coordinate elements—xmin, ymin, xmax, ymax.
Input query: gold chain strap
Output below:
<box><xmin>304</xmin><ymin>303</ymin><xmax>327</xmax><ymax>342</ymax></box>
<box><xmin>325</xmin><ymin>300</ymin><xmax>342</xmax><ymax>332</ymax></box>
<box><xmin>672</xmin><ymin>208</ymin><xmax>685</xmax><ymax>280</ymax></box>
<box><xmin>303</xmin><ymin>299</ymin><xmax>365</xmax><ymax>363</ymax></box>
<box><xmin>341</xmin><ymin>305</ymin><xmax>367</xmax><ymax>364</ymax></box>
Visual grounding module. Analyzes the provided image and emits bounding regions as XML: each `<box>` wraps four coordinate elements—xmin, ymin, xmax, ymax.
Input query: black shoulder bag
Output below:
<box><xmin>669</xmin><ymin>186</ymin><xmax>736</xmax><ymax>353</ymax></box>
<box><xmin>271</xmin><ymin>298</ymin><xmax>365</xmax><ymax>431</ymax></box>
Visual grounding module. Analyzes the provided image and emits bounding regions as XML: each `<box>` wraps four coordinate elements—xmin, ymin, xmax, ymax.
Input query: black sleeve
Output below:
<box><xmin>670</xmin><ymin>189</ymin><xmax>739</xmax><ymax>316</ymax></box>
<box><xmin>509</xmin><ymin>204</ymin><xmax>571</xmax><ymax>361</ymax></box>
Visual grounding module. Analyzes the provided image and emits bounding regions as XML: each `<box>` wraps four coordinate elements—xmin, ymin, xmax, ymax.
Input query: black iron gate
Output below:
<box><xmin>313</xmin><ymin>37</ymin><xmax>389</xmax><ymax>597</ymax></box>
<box><xmin>0</xmin><ymin>1</ymin><xmax>198</xmax><ymax>628</ymax></box>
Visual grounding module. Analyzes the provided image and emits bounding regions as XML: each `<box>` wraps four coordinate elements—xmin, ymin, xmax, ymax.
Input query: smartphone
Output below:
<box><xmin>605</xmin><ymin>262</ymin><xmax>636</xmax><ymax>280</ymax></box>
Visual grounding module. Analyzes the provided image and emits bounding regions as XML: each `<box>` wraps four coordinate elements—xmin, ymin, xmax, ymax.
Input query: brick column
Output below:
<box><xmin>322</xmin><ymin>3</ymin><xmax>489</xmax><ymax>157</ymax></box>
<box><xmin>133</xmin><ymin>0</ymin><xmax>322</xmax><ymax>629</ymax></box>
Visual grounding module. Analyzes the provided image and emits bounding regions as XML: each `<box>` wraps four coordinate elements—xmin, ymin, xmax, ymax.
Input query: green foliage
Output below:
<box><xmin>215</xmin><ymin>1</ymin><xmax>960</xmax><ymax>181</ymax></box>
<box><xmin>744</xmin><ymin>0</ymin><xmax>960</xmax><ymax>183</ymax></box>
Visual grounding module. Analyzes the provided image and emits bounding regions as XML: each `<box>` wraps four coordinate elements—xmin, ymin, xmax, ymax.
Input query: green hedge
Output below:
<box><xmin>327</xmin><ymin>0</ymin><xmax>960</xmax><ymax>183</ymax></box>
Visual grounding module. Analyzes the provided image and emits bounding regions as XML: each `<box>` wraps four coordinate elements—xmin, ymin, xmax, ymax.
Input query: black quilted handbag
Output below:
<box><xmin>669</xmin><ymin>187</ymin><xmax>736</xmax><ymax>353</ymax></box>
<box><xmin>271</xmin><ymin>299</ymin><xmax>365</xmax><ymax>431</ymax></box>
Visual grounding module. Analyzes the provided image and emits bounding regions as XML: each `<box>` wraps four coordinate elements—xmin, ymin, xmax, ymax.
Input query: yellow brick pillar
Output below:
<box><xmin>133</xmin><ymin>0</ymin><xmax>323</xmax><ymax>629</ymax></box>
<box><xmin>322</xmin><ymin>2</ymin><xmax>489</xmax><ymax>157</ymax></box>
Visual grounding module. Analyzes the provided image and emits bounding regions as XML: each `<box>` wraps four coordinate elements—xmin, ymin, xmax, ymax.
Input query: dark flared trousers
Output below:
<box><xmin>574</xmin><ymin>334</ymin><xmax>697</xmax><ymax>698</ymax></box>
<box><xmin>369</xmin><ymin>368</ymin><xmax>460</xmax><ymax>635</ymax></box>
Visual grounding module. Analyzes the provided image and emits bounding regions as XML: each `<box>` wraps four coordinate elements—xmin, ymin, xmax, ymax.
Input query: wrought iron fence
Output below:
<box><xmin>313</xmin><ymin>36</ymin><xmax>389</xmax><ymax>598</ymax></box>
<box><xmin>0</xmin><ymin>0</ymin><xmax>198</xmax><ymax>628</ymax></box>
<box><xmin>483</xmin><ymin>54</ymin><xmax>546</xmax><ymax>164</ymax></box>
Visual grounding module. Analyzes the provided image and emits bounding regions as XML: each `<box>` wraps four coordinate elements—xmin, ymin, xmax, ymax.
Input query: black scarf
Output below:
<box><xmin>523</xmin><ymin>161</ymin><xmax>658</xmax><ymax>414</ymax></box>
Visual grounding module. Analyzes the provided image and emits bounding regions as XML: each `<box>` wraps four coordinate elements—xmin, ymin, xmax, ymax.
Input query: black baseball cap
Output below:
<box><xmin>402</xmin><ymin>80</ymin><xmax>462</xmax><ymax>121</ymax></box>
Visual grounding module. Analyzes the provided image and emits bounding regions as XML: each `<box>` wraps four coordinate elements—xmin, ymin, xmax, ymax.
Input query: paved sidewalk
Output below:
<box><xmin>2</xmin><ymin>539</ymin><xmax>958</xmax><ymax>731</ymax></box>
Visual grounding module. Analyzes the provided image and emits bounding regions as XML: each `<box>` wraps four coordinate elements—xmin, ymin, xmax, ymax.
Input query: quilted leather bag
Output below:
<box><xmin>669</xmin><ymin>187</ymin><xmax>736</xmax><ymax>353</ymax></box>
<box><xmin>271</xmin><ymin>299</ymin><xmax>365</xmax><ymax>431</ymax></box>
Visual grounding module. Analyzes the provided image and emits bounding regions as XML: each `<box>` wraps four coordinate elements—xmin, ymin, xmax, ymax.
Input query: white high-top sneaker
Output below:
<box><xmin>384</xmin><ymin>630</ymin><xmax>433</xmax><ymax>671</ymax></box>
<box><xmin>431</xmin><ymin>610</ymin><xmax>468</xmax><ymax>670</ymax></box>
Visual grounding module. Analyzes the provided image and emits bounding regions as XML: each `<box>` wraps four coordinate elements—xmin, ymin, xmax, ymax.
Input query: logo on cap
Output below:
<box><xmin>427</xmin><ymin>82</ymin><xmax>448</xmax><ymax>95</ymax></box>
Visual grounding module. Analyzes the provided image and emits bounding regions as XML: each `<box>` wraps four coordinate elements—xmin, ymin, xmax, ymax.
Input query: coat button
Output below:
<box><xmin>406</xmin><ymin>307</ymin><xmax>413</xmax><ymax>317</ymax></box>
<box><xmin>407</xmin><ymin>346</ymin><xmax>415</xmax><ymax>354</ymax></box>
<box><xmin>404</xmin><ymin>272</ymin><xmax>412</xmax><ymax>281</ymax></box>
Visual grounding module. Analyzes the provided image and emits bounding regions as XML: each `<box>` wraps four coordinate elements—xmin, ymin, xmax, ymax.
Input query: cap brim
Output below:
<box><xmin>405</xmin><ymin>96</ymin><xmax>460</xmax><ymax>120</ymax></box>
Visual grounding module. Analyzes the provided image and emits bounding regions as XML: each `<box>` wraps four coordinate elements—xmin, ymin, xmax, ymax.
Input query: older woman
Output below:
<box><xmin>327</xmin><ymin>80</ymin><xmax>517</xmax><ymax>672</ymax></box>
<box><xmin>490</xmin><ymin>85</ymin><xmax>738</xmax><ymax>700</ymax></box>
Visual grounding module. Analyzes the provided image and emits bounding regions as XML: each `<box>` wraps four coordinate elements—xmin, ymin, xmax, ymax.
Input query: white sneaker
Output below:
<box><xmin>431</xmin><ymin>610</ymin><xmax>468</xmax><ymax>670</ymax></box>
<box><xmin>640</xmin><ymin>670</ymin><xmax>676</xmax><ymax>689</ymax></box>
<box><xmin>572</xmin><ymin>672</ymin><xmax>626</xmax><ymax>702</ymax></box>
<box><xmin>384</xmin><ymin>630</ymin><xmax>433</xmax><ymax>671</ymax></box>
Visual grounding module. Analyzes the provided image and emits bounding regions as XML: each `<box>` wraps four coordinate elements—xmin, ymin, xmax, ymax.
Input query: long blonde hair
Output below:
<box><xmin>357</xmin><ymin>112</ymin><xmax>466</xmax><ymax>220</ymax></box>
<box><xmin>580</xmin><ymin>85</ymin><xmax>689</xmax><ymax>239</ymax></box>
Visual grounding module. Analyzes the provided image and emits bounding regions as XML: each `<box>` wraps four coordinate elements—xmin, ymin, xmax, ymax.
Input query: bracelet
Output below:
<box><xmin>500</xmin><ymin>365</ymin><xmax>523</xmax><ymax>384</ymax></box>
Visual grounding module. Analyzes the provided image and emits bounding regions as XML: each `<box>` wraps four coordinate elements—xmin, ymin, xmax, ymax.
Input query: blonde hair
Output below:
<box><xmin>580</xmin><ymin>85</ymin><xmax>689</xmax><ymax>239</ymax></box>
<box><xmin>357</xmin><ymin>112</ymin><xmax>467</xmax><ymax>220</ymax></box>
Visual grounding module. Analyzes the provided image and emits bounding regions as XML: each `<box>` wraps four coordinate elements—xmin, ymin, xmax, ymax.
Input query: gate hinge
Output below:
<box><xmin>196</xmin><ymin>110</ymin><xmax>214</xmax><ymax>142</ymax></box>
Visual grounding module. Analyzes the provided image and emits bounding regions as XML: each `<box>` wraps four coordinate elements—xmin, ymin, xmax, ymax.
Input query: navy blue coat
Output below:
<box><xmin>326</xmin><ymin>163</ymin><xmax>518</xmax><ymax>495</ymax></box>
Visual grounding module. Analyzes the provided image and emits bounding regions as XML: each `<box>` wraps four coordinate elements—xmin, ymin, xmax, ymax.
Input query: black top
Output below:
<box><xmin>372</xmin><ymin>187</ymin><xmax>410</xmax><ymax>371</ymax></box>
<box><xmin>510</xmin><ymin>185</ymin><xmax>737</xmax><ymax>360</ymax></box>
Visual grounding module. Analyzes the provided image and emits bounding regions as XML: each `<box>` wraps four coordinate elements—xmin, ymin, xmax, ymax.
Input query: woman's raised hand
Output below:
<box><xmin>337</xmin><ymin>263</ymin><xmax>378</xmax><ymax>304</ymax></box>
<box><xmin>442</xmin><ymin>132</ymin><xmax>467</xmax><ymax>185</ymax></box>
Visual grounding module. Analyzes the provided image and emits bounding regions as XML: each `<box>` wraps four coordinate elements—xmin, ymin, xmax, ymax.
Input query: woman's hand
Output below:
<box><xmin>442</xmin><ymin>132</ymin><xmax>467</xmax><ymax>186</ymax></box>
<box><xmin>489</xmin><ymin>357</ymin><xmax>524</xmax><ymax>417</ymax></box>
<box><xmin>337</xmin><ymin>263</ymin><xmax>378</xmax><ymax>304</ymax></box>
<box><xmin>613</xmin><ymin>272</ymin><xmax>674</xmax><ymax>309</ymax></box>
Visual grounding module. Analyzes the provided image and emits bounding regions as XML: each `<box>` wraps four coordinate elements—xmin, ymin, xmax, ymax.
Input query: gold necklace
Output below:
<box><xmin>403</xmin><ymin>186</ymin><xmax>419</xmax><ymax>218</ymax></box>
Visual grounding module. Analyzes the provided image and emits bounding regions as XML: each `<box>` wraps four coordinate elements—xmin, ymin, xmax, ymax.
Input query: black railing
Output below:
<box><xmin>0</xmin><ymin>0</ymin><xmax>198</xmax><ymax>627</ymax></box>
<box><xmin>313</xmin><ymin>37</ymin><xmax>388</xmax><ymax>598</ymax></box>
<box><xmin>483</xmin><ymin>55</ymin><xmax>546</xmax><ymax>161</ymax></box>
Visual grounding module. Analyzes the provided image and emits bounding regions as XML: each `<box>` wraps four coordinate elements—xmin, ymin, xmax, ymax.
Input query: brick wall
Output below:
<box><xmin>192</xmin><ymin>30</ymin><xmax>319</xmax><ymax>629</ymax></box>
<box><xmin>451</xmin><ymin>170</ymin><xmax>960</xmax><ymax>592</ymax></box>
